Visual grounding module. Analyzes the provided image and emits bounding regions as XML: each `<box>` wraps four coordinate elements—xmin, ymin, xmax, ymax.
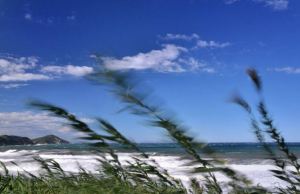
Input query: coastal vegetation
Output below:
<box><xmin>0</xmin><ymin>135</ymin><xmax>69</xmax><ymax>146</ymax></box>
<box><xmin>32</xmin><ymin>135</ymin><xmax>69</xmax><ymax>145</ymax></box>
<box><xmin>0</xmin><ymin>65</ymin><xmax>299</xmax><ymax>193</ymax></box>
<box><xmin>0</xmin><ymin>135</ymin><xmax>34</xmax><ymax>146</ymax></box>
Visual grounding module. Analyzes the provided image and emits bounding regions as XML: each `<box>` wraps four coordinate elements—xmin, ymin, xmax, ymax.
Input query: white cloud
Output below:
<box><xmin>80</xmin><ymin>118</ymin><xmax>95</xmax><ymax>123</ymax></box>
<box><xmin>101</xmin><ymin>44</ymin><xmax>188</xmax><ymax>73</ymax></box>
<box><xmin>178</xmin><ymin>57</ymin><xmax>206</xmax><ymax>71</ymax></box>
<box><xmin>27</xmin><ymin>57</ymin><xmax>38</xmax><ymax>67</ymax></box>
<box><xmin>0</xmin><ymin>111</ymin><xmax>69</xmax><ymax>136</ymax></box>
<box><xmin>202</xmin><ymin>68</ymin><xmax>216</xmax><ymax>73</ymax></box>
<box><xmin>48</xmin><ymin>17</ymin><xmax>54</xmax><ymax>23</ymax></box>
<box><xmin>40</xmin><ymin>65</ymin><xmax>93</xmax><ymax>76</ymax></box>
<box><xmin>159</xmin><ymin>33</ymin><xmax>231</xmax><ymax>51</ymax></box>
<box><xmin>0</xmin><ymin>73</ymin><xmax>50</xmax><ymax>82</ymax></box>
<box><xmin>25</xmin><ymin>13</ymin><xmax>32</xmax><ymax>20</ymax></box>
<box><xmin>159</xmin><ymin>33</ymin><xmax>199</xmax><ymax>41</ymax></box>
<box><xmin>265</xmin><ymin>0</ymin><xmax>289</xmax><ymax>10</ymax></box>
<box><xmin>258</xmin><ymin>41</ymin><xmax>266</xmax><ymax>46</ymax></box>
<box><xmin>0</xmin><ymin>111</ymin><xmax>94</xmax><ymax>139</ymax></box>
<box><xmin>0</xmin><ymin>56</ymin><xmax>50</xmax><ymax>82</ymax></box>
<box><xmin>40</xmin><ymin>66</ymin><xmax>65</xmax><ymax>74</ymax></box>
<box><xmin>67</xmin><ymin>15</ymin><xmax>76</xmax><ymax>20</ymax></box>
<box><xmin>253</xmin><ymin>0</ymin><xmax>289</xmax><ymax>10</ymax></box>
<box><xmin>224</xmin><ymin>0</ymin><xmax>239</xmax><ymax>4</ymax></box>
<box><xmin>0</xmin><ymin>57</ymin><xmax>37</xmax><ymax>74</ymax></box>
<box><xmin>0</xmin><ymin>55</ymin><xmax>94</xmax><ymax>82</ymax></box>
<box><xmin>66</xmin><ymin>65</ymin><xmax>93</xmax><ymax>76</ymax></box>
<box><xmin>1</xmin><ymin>83</ymin><xmax>28</xmax><ymax>89</ymax></box>
<box><xmin>195</xmin><ymin>40</ymin><xmax>231</xmax><ymax>49</ymax></box>
<box><xmin>272</xmin><ymin>67</ymin><xmax>300</xmax><ymax>74</ymax></box>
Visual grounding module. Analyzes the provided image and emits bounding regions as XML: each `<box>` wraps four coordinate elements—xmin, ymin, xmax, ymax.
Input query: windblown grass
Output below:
<box><xmin>0</xmin><ymin>65</ymin><xmax>298</xmax><ymax>193</ymax></box>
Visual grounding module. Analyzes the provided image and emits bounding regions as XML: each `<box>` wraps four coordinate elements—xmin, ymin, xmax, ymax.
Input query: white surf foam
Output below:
<box><xmin>0</xmin><ymin>151</ymin><xmax>291</xmax><ymax>189</ymax></box>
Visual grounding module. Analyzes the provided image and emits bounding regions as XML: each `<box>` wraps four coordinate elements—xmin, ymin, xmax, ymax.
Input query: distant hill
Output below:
<box><xmin>32</xmin><ymin>134</ymin><xmax>70</xmax><ymax>145</ymax></box>
<box><xmin>0</xmin><ymin>135</ymin><xmax>35</xmax><ymax>146</ymax></box>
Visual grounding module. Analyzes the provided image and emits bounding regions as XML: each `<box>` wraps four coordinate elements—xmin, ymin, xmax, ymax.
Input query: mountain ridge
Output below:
<box><xmin>0</xmin><ymin>134</ymin><xmax>69</xmax><ymax>146</ymax></box>
<box><xmin>32</xmin><ymin>134</ymin><xmax>70</xmax><ymax>145</ymax></box>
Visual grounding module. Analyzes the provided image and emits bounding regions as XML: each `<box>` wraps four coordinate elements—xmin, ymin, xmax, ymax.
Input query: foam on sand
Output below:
<box><xmin>0</xmin><ymin>150</ymin><xmax>290</xmax><ymax>189</ymax></box>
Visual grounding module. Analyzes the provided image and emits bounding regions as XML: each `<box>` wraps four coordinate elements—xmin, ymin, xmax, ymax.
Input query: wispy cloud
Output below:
<box><xmin>0</xmin><ymin>56</ymin><xmax>37</xmax><ymax>74</ymax></box>
<box><xmin>178</xmin><ymin>57</ymin><xmax>206</xmax><ymax>71</ymax></box>
<box><xmin>23</xmin><ymin>3</ymin><xmax>76</xmax><ymax>24</ymax></box>
<box><xmin>253</xmin><ymin>0</ymin><xmax>289</xmax><ymax>10</ymax></box>
<box><xmin>0</xmin><ymin>73</ymin><xmax>50</xmax><ymax>82</ymax></box>
<box><xmin>24</xmin><ymin>13</ymin><xmax>32</xmax><ymax>20</ymax></box>
<box><xmin>40</xmin><ymin>65</ymin><xmax>93</xmax><ymax>76</ymax></box>
<box><xmin>67</xmin><ymin>15</ymin><xmax>76</xmax><ymax>20</ymax></box>
<box><xmin>158</xmin><ymin>33</ymin><xmax>199</xmax><ymax>41</ymax></box>
<box><xmin>103</xmin><ymin>34</ymin><xmax>227</xmax><ymax>73</ymax></box>
<box><xmin>101</xmin><ymin>44</ymin><xmax>188</xmax><ymax>73</ymax></box>
<box><xmin>271</xmin><ymin>67</ymin><xmax>300</xmax><ymax>74</ymax></box>
<box><xmin>0</xmin><ymin>84</ymin><xmax>28</xmax><ymax>89</ymax></box>
<box><xmin>47</xmin><ymin>17</ymin><xmax>54</xmax><ymax>24</ymax></box>
<box><xmin>265</xmin><ymin>0</ymin><xmax>289</xmax><ymax>10</ymax></box>
<box><xmin>0</xmin><ymin>111</ymin><xmax>94</xmax><ymax>139</ymax></box>
<box><xmin>194</xmin><ymin>40</ymin><xmax>231</xmax><ymax>49</ymax></box>
<box><xmin>159</xmin><ymin>33</ymin><xmax>231</xmax><ymax>50</ymax></box>
<box><xmin>224</xmin><ymin>0</ymin><xmax>239</xmax><ymax>4</ymax></box>
<box><xmin>258</xmin><ymin>41</ymin><xmax>266</xmax><ymax>46</ymax></box>
<box><xmin>202</xmin><ymin>67</ymin><xmax>216</xmax><ymax>73</ymax></box>
<box><xmin>23</xmin><ymin>2</ymin><xmax>32</xmax><ymax>20</ymax></box>
<box><xmin>67</xmin><ymin>12</ymin><xmax>77</xmax><ymax>21</ymax></box>
<box><xmin>0</xmin><ymin>55</ymin><xmax>94</xmax><ymax>82</ymax></box>
<box><xmin>0</xmin><ymin>56</ymin><xmax>50</xmax><ymax>82</ymax></box>
<box><xmin>226</xmin><ymin>0</ymin><xmax>289</xmax><ymax>10</ymax></box>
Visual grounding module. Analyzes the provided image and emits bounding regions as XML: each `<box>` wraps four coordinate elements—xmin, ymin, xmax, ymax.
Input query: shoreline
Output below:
<box><xmin>0</xmin><ymin>148</ymin><xmax>293</xmax><ymax>189</ymax></box>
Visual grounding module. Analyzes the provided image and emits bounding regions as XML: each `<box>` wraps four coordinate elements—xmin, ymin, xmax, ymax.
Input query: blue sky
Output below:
<box><xmin>0</xmin><ymin>0</ymin><xmax>300</xmax><ymax>142</ymax></box>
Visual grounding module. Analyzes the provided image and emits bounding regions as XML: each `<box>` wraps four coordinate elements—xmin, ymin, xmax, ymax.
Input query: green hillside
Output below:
<box><xmin>32</xmin><ymin>134</ymin><xmax>70</xmax><ymax>145</ymax></box>
<box><xmin>0</xmin><ymin>135</ymin><xmax>34</xmax><ymax>146</ymax></box>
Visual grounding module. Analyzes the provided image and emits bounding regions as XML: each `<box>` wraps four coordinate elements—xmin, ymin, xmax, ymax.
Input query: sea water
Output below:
<box><xmin>0</xmin><ymin>143</ymin><xmax>299</xmax><ymax>189</ymax></box>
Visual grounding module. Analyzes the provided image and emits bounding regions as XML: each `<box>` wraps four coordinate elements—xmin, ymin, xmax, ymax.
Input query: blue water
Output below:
<box><xmin>1</xmin><ymin>142</ymin><xmax>300</xmax><ymax>160</ymax></box>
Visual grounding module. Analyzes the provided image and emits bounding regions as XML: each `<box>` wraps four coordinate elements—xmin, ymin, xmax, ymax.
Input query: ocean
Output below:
<box><xmin>1</xmin><ymin>142</ymin><xmax>299</xmax><ymax>189</ymax></box>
